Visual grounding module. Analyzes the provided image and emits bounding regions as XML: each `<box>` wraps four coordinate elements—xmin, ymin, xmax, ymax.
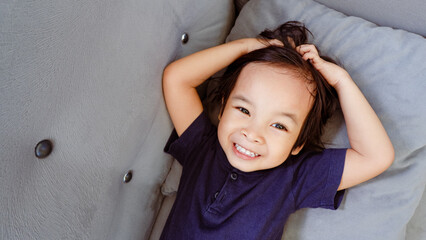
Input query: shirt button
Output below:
<box><xmin>214</xmin><ymin>192</ymin><xmax>219</xmax><ymax>199</ymax></box>
<box><xmin>230</xmin><ymin>172</ymin><xmax>238</xmax><ymax>180</ymax></box>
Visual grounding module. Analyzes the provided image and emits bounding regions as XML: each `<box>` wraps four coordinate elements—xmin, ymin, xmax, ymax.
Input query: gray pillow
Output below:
<box><xmin>227</xmin><ymin>0</ymin><xmax>426</xmax><ymax>239</ymax></box>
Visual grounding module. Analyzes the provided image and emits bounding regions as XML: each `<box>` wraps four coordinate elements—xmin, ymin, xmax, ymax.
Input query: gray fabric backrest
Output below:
<box><xmin>0</xmin><ymin>0</ymin><xmax>234</xmax><ymax>239</ymax></box>
<box><xmin>315</xmin><ymin>0</ymin><xmax>426</xmax><ymax>36</ymax></box>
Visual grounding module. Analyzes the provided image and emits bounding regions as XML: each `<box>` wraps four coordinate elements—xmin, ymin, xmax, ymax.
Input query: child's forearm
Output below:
<box><xmin>163</xmin><ymin>39</ymin><xmax>271</xmax><ymax>89</ymax></box>
<box><xmin>335</xmin><ymin>75</ymin><xmax>395</xmax><ymax>190</ymax></box>
<box><xmin>335</xmin><ymin>77</ymin><xmax>394</xmax><ymax>161</ymax></box>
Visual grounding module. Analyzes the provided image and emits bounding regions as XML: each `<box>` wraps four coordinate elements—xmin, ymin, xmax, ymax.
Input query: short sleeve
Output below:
<box><xmin>164</xmin><ymin>111</ymin><xmax>216</xmax><ymax>166</ymax></box>
<box><xmin>291</xmin><ymin>148</ymin><xmax>347</xmax><ymax>210</ymax></box>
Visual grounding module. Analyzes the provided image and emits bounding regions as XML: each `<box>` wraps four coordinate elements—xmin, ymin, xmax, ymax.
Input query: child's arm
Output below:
<box><xmin>163</xmin><ymin>38</ymin><xmax>282</xmax><ymax>136</ymax></box>
<box><xmin>297</xmin><ymin>44</ymin><xmax>395</xmax><ymax>191</ymax></box>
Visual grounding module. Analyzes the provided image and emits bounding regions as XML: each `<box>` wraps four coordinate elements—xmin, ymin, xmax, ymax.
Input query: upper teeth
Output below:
<box><xmin>235</xmin><ymin>144</ymin><xmax>259</xmax><ymax>158</ymax></box>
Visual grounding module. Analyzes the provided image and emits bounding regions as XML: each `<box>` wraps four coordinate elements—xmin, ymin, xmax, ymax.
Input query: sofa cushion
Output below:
<box><xmin>227</xmin><ymin>0</ymin><xmax>426</xmax><ymax>239</ymax></box>
<box><xmin>315</xmin><ymin>0</ymin><xmax>426</xmax><ymax>37</ymax></box>
<box><xmin>0</xmin><ymin>0</ymin><xmax>235</xmax><ymax>239</ymax></box>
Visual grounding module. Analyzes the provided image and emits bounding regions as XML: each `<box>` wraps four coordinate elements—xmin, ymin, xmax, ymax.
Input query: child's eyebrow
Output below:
<box><xmin>231</xmin><ymin>95</ymin><xmax>252</xmax><ymax>105</ymax></box>
<box><xmin>277</xmin><ymin>111</ymin><xmax>298</xmax><ymax>125</ymax></box>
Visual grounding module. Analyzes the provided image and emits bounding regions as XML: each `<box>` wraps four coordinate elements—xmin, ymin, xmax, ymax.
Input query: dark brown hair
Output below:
<box><xmin>217</xmin><ymin>21</ymin><xmax>338</xmax><ymax>153</ymax></box>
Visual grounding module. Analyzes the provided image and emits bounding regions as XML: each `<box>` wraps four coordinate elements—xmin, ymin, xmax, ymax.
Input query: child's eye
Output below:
<box><xmin>238</xmin><ymin>107</ymin><xmax>250</xmax><ymax>115</ymax></box>
<box><xmin>272</xmin><ymin>123</ymin><xmax>287</xmax><ymax>131</ymax></box>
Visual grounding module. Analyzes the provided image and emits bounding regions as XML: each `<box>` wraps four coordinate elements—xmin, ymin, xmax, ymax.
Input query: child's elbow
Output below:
<box><xmin>162</xmin><ymin>64</ymin><xmax>175</xmax><ymax>85</ymax></box>
<box><xmin>387</xmin><ymin>145</ymin><xmax>395</xmax><ymax>167</ymax></box>
<box><xmin>380</xmin><ymin>143</ymin><xmax>395</xmax><ymax>173</ymax></box>
<box><xmin>162</xmin><ymin>63</ymin><xmax>180</xmax><ymax>92</ymax></box>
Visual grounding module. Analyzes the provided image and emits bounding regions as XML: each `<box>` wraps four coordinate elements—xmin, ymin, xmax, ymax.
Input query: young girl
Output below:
<box><xmin>160</xmin><ymin>22</ymin><xmax>394</xmax><ymax>239</ymax></box>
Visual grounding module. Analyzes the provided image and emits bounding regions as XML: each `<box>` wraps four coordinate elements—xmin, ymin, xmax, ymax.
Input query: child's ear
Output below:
<box><xmin>291</xmin><ymin>144</ymin><xmax>304</xmax><ymax>155</ymax></box>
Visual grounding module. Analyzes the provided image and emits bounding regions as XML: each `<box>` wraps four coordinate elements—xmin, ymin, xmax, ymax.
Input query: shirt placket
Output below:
<box><xmin>206</xmin><ymin>171</ymin><xmax>240</xmax><ymax>215</ymax></box>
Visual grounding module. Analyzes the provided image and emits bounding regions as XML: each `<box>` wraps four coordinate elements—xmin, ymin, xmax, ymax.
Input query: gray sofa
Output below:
<box><xmin>1</xmin><ymin>0</ymin><xmax>425</xmax><ymax>239</ymax></box>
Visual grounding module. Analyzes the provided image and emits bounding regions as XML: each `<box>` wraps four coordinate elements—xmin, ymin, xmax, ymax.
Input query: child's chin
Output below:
<box><xmin>228</xmin><ymin>158</ymin><xmax>258</xmax><ymax>173</ymax></box>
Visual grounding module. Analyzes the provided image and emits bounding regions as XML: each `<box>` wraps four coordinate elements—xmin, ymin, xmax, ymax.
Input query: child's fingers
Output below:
<box><xmin>286</xmin><ymin>37</ymin><xmax>296</xmax><ymax>48</ymax></box>
<box><xmin>296</xmin><ymin>44</ymin><xmax>323</xmax><ymax>64</ymax></box>
<box><xmin>301</xmin><ymin>52</ymin><xmax>317</xmax><ymax>62</ymax></box>
<box><xmin>296</xmin><ymin>44</ymin><xmax>319</xmax><ymax>56</ymax></box>
<box><xmin>267</xmin><ymin>39</ymin><xmax>284</xmax><ymax>47</ymax></box>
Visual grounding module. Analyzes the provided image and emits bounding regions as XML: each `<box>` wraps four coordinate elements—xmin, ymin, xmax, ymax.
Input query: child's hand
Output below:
<box><xmin>296</xmin><ymin>44</ymin><xmax>350</xmax><ymax>88</ymax></box>
<box><xmin>237</xmin><ymin>38</ymin><xmax>284</xmax><ymax>54</ymax></box>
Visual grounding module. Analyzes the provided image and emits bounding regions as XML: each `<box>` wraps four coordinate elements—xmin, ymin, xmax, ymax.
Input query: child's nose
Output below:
<box><xmin>241</xmin><ymin>127</ymin><xmax>265</xmax><ymax>144</ymax></box>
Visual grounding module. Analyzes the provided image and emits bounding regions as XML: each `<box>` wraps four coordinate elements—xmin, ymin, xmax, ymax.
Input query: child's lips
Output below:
<box><xmin>233</xmin><ymin>143</ymin><xmax>260</xmax><ymax>159</ymax></box>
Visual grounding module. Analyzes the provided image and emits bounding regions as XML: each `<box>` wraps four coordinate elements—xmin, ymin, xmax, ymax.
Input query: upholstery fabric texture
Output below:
<box><xmin>315</xmin><ymin>0</ymin><xmax>426</xmax><ymax>36</ymax></box>
<box><xmin>226</xmin><ymin>0</ymin><xmax>426</xmax><ymax>239</ymax></box>
<box><xmin>0</xmin><ymin>0</ymin><xmax>234</xmax><ymax>239</ymax></box>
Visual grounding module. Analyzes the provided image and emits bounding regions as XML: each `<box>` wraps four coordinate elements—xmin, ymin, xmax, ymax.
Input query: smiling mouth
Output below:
<box><xmin>234</xmin><ymin>143</ymin><xmax>260</xmax><ymax>158</ymax></box>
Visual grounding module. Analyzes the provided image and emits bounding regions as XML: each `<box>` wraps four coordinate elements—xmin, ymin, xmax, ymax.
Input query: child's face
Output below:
<box><xmin>217</xmin><ymin>63</ymin><xmax>314</xmax><ymax>172</ymax></box>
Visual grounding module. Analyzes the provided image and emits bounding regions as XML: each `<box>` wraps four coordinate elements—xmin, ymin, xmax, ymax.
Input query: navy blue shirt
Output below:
<box><xmin>161</xmin><ymin>112</ymin><xmax>346</xmax><ymax>240</ymax></box>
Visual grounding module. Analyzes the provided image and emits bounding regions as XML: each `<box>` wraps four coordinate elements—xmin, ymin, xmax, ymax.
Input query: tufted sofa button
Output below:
<box><xmin>181</xmin><ymin>33</ymin><xmax>189</xmax><ymax>44</ymax></box>
<box><xmin>35</xmin><ymin>139</ymin><xmax>53</xmax><ymax>159</ymax></box>
<box><xmin>123</xmin><ymin>170</ymin><xmax>133</xmax><ymax>183</ymax></box>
